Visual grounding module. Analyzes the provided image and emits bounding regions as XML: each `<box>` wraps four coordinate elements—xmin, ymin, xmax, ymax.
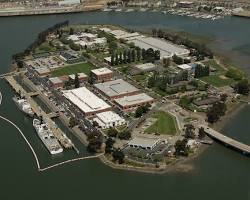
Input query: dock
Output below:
<box><xmin>5</xmin><ymin>75</ymin><xmax>74</xmax><ymax>150</ymax></box>
<box><xmin>201</xmin><ymin>125</ymin><xmax>250</xmax><ymax>155</ymax></box>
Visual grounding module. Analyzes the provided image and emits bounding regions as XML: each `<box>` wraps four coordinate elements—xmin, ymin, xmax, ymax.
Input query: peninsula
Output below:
<box><xmin>5</xmin><ymin>22</ymin><xmax>250</xmax><ymax>173</ymax></box>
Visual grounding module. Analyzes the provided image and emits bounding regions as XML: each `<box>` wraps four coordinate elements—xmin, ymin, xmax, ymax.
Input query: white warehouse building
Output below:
<box><xmin>93</xmin><ymin>111</ymin><xmax>126</xmax><ymax>129</ymax></box>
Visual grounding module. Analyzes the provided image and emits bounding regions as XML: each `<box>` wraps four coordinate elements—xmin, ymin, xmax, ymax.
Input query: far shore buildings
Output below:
<box><xmin>93</xmin><ymin>111</ymin><xmax>126</xmax><ymax>129</ymax></box>
<box><xmin>90</xmin><ymin>67</ymin><xmax>113</xmax><ymax>83</ymax></box>
<box><xmin>63</xmin><ymin>87</ymin><xmax>111</xmax><ymax>117</ymax></box>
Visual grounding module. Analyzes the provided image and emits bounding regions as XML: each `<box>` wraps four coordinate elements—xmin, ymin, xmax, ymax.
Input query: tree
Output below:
<box><xmin>109</xmin><ymin>41</ymin><xmax>118</xmax><ymax>51</ymax></box>
<box><xmin>74</xmin><ymin>73</ymin><xmax>80</xmax><ymax>88</ymax></box>
<box><xmin>220</xmin><ymin>93</ymin><xmax>228</xmax><ymax>102</ymax></box>
<box><xmin>131</xmin><ymin>49</ymin><xmax>136</xmax><ymax>62</ymax></box>
<box><xmin>207</xmin><ymin>101</ymin><xmax>227</xmax><ymax>123</ymax></box>
<box><xmin>112</xmin><ymin>148</ymin><xmax>125</xmax><ymax>164</ymax></box>
<box><xmin>175</xmin><ymin>139</ymin><xmax>189</xmax><ymax>156</ymax></box>
<box><xmin>111</xmin><ymin>53</ymin><xmax>115</xmax><ymax>66</ymax></box>
<box><xmin>154</xmin><ymin>50</ymin><xmax>161</xmax><ymax>60</ymax></box>
<box><xmin>123</xmin><ymin>50</ymin><xmax>127</xmax><ymax>63</ymax></box>
<box><xmin>69</xmin><ymin>117</ymin><xmax>77</xmax><ymax>128</ymax></box>
<box><xmin>115</xmin><ymin>53</ymin><xmax>119</xmax><ymax>65</ymax></box>
<box><xmin>135</xmin><ymin>104</ymin><xmax>150</xmax><ymax>118</ymax></box>
<box><xmin>172</xmin><ymin>54</ymin><xmax>183</xmax><ymax>65</ymax></box>
<box><xmin>163</xmin><ymin>58</ymin><xmax>170</xmax><ymax>68</ymax></box>
<box><xmin>119</xmin><ymin>51</ymin><xmax>123</xmax><ymax>64</ymax></box>
<box><xmin>87</xmin><ymin>131</ymin><xmax>103</xmax><ymax>153</ymax></box>
<box><xmin>234</xmin><ymin>79</ymin><xmax>250</xmax><ymax>95</ymax></box>
<box><xmin>107</xmin><ymin>128</ymin><xmax>118</xmax><ymax>138</ymax></box>
<box><xmin>198</xmin><ymin>127</ymin><xmax>206</xmax><ymax>139</ymax></box>
<box><xmin>118</xmin><ymin>130</ymin><xmax>131</xmax><ymax>140</ymax></box>
<box><xmin>184</xmin><ymin>124</ymin><xmax>195</xmax><ymax>139</ymax></box>
<box><xmin>136</xmin><ymin>48</ymin><xmax>141</xmax><ymax>61</ymax></box>
<box><xmin>69</xmin><ymin>27</ymin><xmax>74</xmax><ymax>35</ymax></box>
<box><xmin>105</xmin><ymin>137</ymin><xmax>115</xmax><ymax>154</ymax></box>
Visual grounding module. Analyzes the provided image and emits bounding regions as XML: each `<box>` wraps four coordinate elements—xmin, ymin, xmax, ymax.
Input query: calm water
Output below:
<box><xmin>0</xmin><ymin>12</ymin><xmax>249</xmax><ymax>200</ymax></box>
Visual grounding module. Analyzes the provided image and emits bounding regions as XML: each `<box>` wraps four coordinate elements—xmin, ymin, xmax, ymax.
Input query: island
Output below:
<box><xmin>5</xmin><ymin>21</ymin><xmax>250</xmax><ymax>173</ymax></box>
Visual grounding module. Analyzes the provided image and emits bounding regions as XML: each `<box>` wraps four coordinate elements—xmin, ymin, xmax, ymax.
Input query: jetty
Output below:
<box><xmin>201</xmin><ymin>125</ymin><xmax>250</xmax><ymax>155</ymax></box>
<box><xmin>5</xmin><ymin>75</ymin><xmax>75</xmax><ymax>150</ymax></box>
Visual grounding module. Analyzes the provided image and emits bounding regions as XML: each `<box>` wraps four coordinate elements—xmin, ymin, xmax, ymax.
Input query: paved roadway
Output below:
<box><xmin>201</xmin><ymin>125</ymin><xmax>250</xmax><ymax>155</ymax></box>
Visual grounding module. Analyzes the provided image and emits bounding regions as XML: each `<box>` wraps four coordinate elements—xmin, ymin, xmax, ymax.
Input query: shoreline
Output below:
<box><xmin>98</xmin><ymin>144</ymin><xmax>209</xmax><ymax>174</ymax></box>
<box><xmin>211</xmin><ymin>101</ymin><xmax>246</xmax><ymax>132</ymax></box>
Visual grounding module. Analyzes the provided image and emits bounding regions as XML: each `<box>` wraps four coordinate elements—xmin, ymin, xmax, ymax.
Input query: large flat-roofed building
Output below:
<box><xmin>93</xmin><ymin>111</ymin><xmax>127</xmax><ymax>129</ymax></box>
<box><xmin>130</xmin><ymin>37</ymin><xmax>190</xmax><ymax>58</ymax></box>
<box><xmin>128</xmin><ymin>136</ymin><xmax>162</xmax><ymax>150</ymax></box>
<box><xmin>90</xmin><ymin>67</ymin><xmax>113</xmax><ymax>83</ymax></box>
<box><xmin>94</xmin><ymin>79</ymin><xmax>140</xmax><ymax>100</ymax></box>
<box><xmin>63</xmin><ymin>87</ymin><xmax>111</xmax><ymax>117</ymax></box>
<box><xmin>115</xmin><ymin>93</ymin><xmax>154</xmax><ymax>111</ymax></box>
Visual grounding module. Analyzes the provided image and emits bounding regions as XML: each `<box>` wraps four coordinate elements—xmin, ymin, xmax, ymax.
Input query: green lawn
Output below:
<box><xmin>202</xmin><ymin>59</ymin><xmax>225</xmax><ymax>73</ymax></box>
<box><xmin>200</xmin><ymin>75</ymin><xmax>235</xmax><ymax>87</ymax></box>
<box><xmin>145</xmin><ymin>111</ymin><xmax>178</xmax><ymax>135</ymax></box>
<box><xmin>51</xmin><ymin>62</ymin><xmax>95</xmax><ymax>77</ymax></box>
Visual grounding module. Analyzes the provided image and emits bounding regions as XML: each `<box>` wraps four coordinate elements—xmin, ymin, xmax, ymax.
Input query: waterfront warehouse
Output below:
<box><xmin>63</xmin><ymin>87</ymin><xmax>111</xmax><ymax>117</ymax></box>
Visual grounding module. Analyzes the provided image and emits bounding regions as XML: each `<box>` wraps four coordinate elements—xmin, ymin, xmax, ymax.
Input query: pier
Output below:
<box><xmin>5</xmin><ymin>75</ymin><xmax>74</xmax><ymax>149</ymax></box>
<box><xmin>201</xmin><ymin>125</ymin><xmax>250</xmax><ymax>155</ymax></box>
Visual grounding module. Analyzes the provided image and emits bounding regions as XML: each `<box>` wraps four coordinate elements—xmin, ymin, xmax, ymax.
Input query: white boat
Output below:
<box><xmin>13</xmin><ymin>96</ymin><xmax>34</xmax><ymax>117</ymax></box>
<box><xmin>33</xmin><ymin>119</ymin><xmax>63</xmax><ymax>155</ymax></box>
<box><xmin>125</xmin><ymin>8</ymin><xmax>134</xmax><ymax>12</ymax></box>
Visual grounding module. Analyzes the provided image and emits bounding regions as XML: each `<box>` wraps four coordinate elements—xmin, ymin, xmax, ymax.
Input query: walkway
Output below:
<box><xmin>201</xmin><ymin>125</ymin><xmax>250</xmax><ymax>155</ymax></box>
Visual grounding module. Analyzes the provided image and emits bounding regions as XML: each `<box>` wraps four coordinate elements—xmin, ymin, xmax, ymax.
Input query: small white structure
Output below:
<box><xmin>93</xmin><ymin>111</ymin><xmax>126</xmax><ymax>129</ymax></box>
<box><xmin>177</xmin><ymin>64</ymin><xmax>192</xmax><ymax>71</ymax></box>
<box><xmin>128</xmin><ymin>137</ymin><xmax>162</xmax><ymax>150</ymax></box>
<box><xmin>134</xmin><ymin>63</ymin><xmax>156</xmax><ymax>72</ymax></box>
<box><xmin>58</xmin><ymin>0</ymin><xmax>81</xmax><ymax>6</ymax></box>
<box><xmin>186</xmin><ymin>139</ymin><xmax>198</xmax><ymax>149</ymax></box>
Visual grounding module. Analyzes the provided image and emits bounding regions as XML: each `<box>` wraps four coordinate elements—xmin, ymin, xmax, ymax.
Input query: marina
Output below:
<box><xmin>4</xmin><ymin>75</ymin><xmax>76</xmax><ymax>151</ymax></box>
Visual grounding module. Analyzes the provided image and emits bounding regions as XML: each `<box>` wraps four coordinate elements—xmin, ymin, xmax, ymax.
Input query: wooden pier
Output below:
<box><xmin>5</xmin><ymin>75</ymin><xmax>74</xmax><ymax>150</ymax></box>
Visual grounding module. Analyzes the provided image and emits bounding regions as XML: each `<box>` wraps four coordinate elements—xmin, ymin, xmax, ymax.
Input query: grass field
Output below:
<box><xmin>200</xmin><ymin>75</ymin><xmax>235</xmax><ymax>87</ymax></box>
<box><xmin>51</xmin><ymin>62</ymin><xmax>95</xmax><ymax>77</ymax></box>
<box><xmin>145</xmin><ymin>111</ymin><xmax>178</xmax><ymax>135</ymax></box>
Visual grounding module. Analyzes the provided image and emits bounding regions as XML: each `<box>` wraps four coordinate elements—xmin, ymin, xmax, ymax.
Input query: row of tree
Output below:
<box><xmin>194</xmin><ymin>64</ymin><xmax>210</xmax><ymax>78</ymax></box>
<box><xmin>110</xmin><ymin>47</ymin><xmax>160</xmax><ymax>66</ymax></box>
<box><xmin>13</xmin><ymin>21</ymin><xmax>69</xmax><ymax>66</ymax></box>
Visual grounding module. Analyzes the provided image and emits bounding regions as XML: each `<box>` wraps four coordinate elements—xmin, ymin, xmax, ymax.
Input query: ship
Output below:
<box><xmin>33</xmin><ymin>118</ymin><xmax>63</xmax><ymax>155</ymax></box>
<box><xmin>13</xmin><ymin>96</ymin><xmax>34</xmax><ymax>117</ymax></box>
